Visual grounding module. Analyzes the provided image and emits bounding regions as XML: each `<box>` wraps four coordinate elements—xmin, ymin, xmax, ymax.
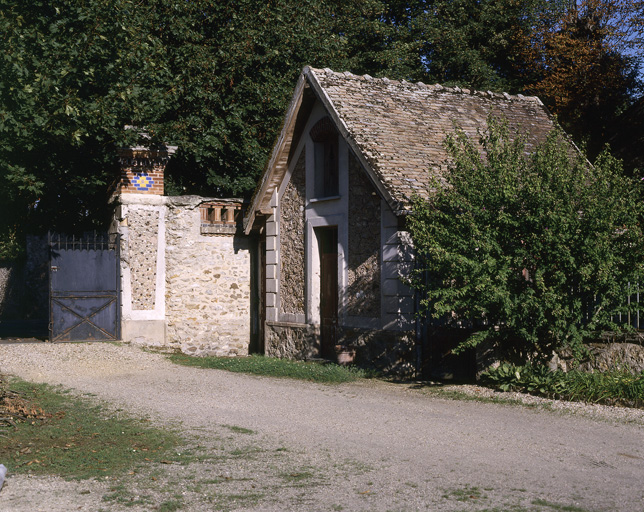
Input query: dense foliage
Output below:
<box><xmin>0</xmin><ymin>0</ymin><xmax>642</xmax><ymax>239</ymax></box>
<box><xmin>517</xmin><ymin>0</ymin><xmax>644</xmax><ymax>159</ymax></box>
<box><xmin>0</xmin><ymin>0</ymin><xmax>348</xmax><ymax>234</ymax></box>
<box><xmin>406</xmin><ymin>118</ymin><xmax>644</xmax><ymax>360</ymax></box>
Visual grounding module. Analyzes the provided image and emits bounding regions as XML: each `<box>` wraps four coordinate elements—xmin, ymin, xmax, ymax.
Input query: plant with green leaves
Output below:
<box><xmin>482</xmin><ymin>363</ymin><xmax>567</xmax><ymax>395</ymax></box>
<box><xmin>0</xmin><ymin>0</ymin><xmax>400</xmax><ymax>235</ymax></box>
<box><xmin>406</xmin><ymin>117</ymin><xmax>644</xmax><ymax>361</ymax></box>
<box><xmin>481</xmin><ymin>363</ymin><xmax>644</xmax><ymax>407</ymax></box>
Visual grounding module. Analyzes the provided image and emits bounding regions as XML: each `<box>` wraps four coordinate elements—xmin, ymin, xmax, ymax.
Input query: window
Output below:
<box><xmin>310</xmin><ymin>117</ymin><xmax>339</xmax><ymax>198</ymax></box>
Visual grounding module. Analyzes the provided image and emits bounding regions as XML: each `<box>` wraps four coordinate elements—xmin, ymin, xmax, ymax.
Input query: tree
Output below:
<box><xmin>518</xmin><ymin>0</ymin><xmax>644</xmax><ymax>157</ymax></box>
<box><xmin>413</xmin><ymin>0</ymin><xmax>643</xmax><ymax>155</ymax></box>
<box><xmin>326</xmin><ymin>0</ymin><xmax>425</xmax><ymax>81</ymax></box>
<box><xmin>0</xmin><ymin>0</ymin><xmax>405</xmax><ymax>236</ymax></box>
<box><xmin>0</xmin><ymin>0</ymin><xmax>174</xmax><ymax>234</ymax></box>
<box><xmin>406</xmin><ymin>118</ymin><xmax>644</xmax><ymax>361</ymax></box>
<box><xmin>147</xmin><ymin>0</ymin><xmax>353</xmax><ymax>197</ymax></box>
<box><xmin>415</xmin><ymin>0</ymin><xmax>540</xmax><ymax>92</ymax></box>
<box><xmin>2</xmin><ymin>0</ymin><xmax>641</xmax><ymax>243</ymax></box>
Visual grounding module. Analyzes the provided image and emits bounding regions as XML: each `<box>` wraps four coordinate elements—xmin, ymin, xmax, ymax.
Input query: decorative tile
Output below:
<box><xmin>132</xmin><ymin>171</ymin><xmax>154</xmax><ymax>191</ymax></box>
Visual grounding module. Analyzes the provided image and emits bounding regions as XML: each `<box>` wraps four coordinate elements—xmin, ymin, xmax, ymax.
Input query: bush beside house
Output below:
<box><xmin>407</xmin><ymin>118</ymin><xmax>644</xmax><ymax>367</ymax></box>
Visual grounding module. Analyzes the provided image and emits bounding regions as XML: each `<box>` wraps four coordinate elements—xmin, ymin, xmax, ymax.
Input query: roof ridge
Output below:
<box><xmin>309</xmin><ymin>67</ymin><xmax>543</xmax><ymax>105</ymax></box>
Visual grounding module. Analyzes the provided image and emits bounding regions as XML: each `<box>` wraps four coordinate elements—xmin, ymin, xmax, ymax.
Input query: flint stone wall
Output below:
<box><xmin>165</xmin><ymin>196</ymin><xmax>251</xmax><ymax>357</ymax></box>
<box><xmin>279</xmin><ymin>150</ymin><xmax>306</xmax><ymax>316</ymax></box>
<box><xmin>0</xmin><ymin>265</ymin><xmax>18</xmax><ymax>319</ymax></box>
<box><xmin>554</xmin><ymin>342</ymin><xmax>644</xmax><ymax>374</ymax></box>
<box><xmin>128</xmin><ymin>209</ymin><xmax>159</xmax><ymax>310</ymax></box>
<box><xmin>265</xmin><ymin>322</ymin><xmax>319</xmax><ymax>360</ymax></box>
<box><xmin>478</xmin><ymin>339</ymin><xmax>644</xmax><ymax>379</ymax></box>
<box><xmin>347</xmin><ymin>153</ymin><xmax>381</xmax><ymax>317</ymax></box>
<box><xmin>266</xmin><ymin>321</ymin><xmax>416</xmax><ymax>377</ymax></box>
<box><xmin>338</xmin><ymin>327</ymin><xmax>415</xmax><ymax>377</ymax></box>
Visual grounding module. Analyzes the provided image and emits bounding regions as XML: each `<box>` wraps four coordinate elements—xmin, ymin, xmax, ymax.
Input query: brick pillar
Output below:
<box><xmin>113</xmin><ymin>142</ymin><xmax>176</xmax><ymax>347</ymax></box>
<box><xmin>116</xmin><ymin>144</ymin><xmax>176</xmax><ymax>196</ymax></box>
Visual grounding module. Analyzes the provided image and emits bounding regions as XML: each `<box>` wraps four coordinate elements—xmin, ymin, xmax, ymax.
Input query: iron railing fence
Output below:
<box><xmin>48</xmin><ymin>232</ymin><xmax>119</xmax><ymax>252</ymax></box>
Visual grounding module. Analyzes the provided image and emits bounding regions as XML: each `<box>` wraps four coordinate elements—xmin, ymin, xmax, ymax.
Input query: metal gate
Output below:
<box><xmin>49</xmin><ymin>233</ymin><xmax>120</xmax><ymax>342</ymax></box>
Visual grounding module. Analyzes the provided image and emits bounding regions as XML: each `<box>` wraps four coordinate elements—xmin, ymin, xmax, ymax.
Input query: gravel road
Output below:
<box><xmin>1</xmin><ymin>341</ymin><xmax>643</xmax><ymax>512</ymax></box>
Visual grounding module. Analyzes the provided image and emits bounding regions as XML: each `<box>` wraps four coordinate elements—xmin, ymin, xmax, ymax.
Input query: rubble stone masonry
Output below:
<box><xmin>265</xmin><ymin>322</ymin><xmax>319</xmax><ymax>360</ymax></box>
<box><xmin>164</xmin><ymin>197</ymin><xmax>251</xmax><ymax>356</ymax></box>
<box><xmin>347</xmin><ymin>154</ymin><xmax>381</xmax><ymax>317</ymax></box>
<box><xmin>128</xmin><ymin>209</ymin><xmax>159</xmax><ymax>310</ymax></box>
<box><xmin>279</xmin><ymin>150</ymin><xmax>306</xmax><ymax>316</ymax></box>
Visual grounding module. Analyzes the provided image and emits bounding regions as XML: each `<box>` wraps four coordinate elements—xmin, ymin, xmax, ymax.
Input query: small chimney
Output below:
<box><xmin>115</xmin><ymin>133</ymin><xmax>177</xmax><ymax>196</ymax></box>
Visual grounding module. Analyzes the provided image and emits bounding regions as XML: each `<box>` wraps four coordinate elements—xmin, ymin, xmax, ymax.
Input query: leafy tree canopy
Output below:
<box><xmin>406</xmin><ymin>118</ymin><xmax>644</xmax><ymax>361</ymax></box>
<box><xmin>415</xmin><ymin>0</ymin><xmax>540</xmax><ymax>92</ymax></box>
<box><xmin>517</xmin><ymin>0</ymin><xmax>644</xmax><ymax>158</ymax></box>
<box><xmin>0</xmin><ymin>0</ymin><xmax>395</xmax><ymax>234</ymax></box>
<box><xmin>1</xmin><ymin>0</ymin><xmax>642</xmax><ymax>240</ymax></box>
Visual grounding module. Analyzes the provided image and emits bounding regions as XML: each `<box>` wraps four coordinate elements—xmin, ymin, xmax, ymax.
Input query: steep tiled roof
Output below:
<box><xmin>311</xmin><ymin>67</ymin><xmax>555</xmax><ymax>206</ymax></box>
<box><xmin>245</xmin><ymin>67</ymin><xmax>557</xmax><ymax>232</ymax></box>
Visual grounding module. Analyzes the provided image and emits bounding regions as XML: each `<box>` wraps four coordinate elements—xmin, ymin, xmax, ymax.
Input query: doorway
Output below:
<box><xmin>315</xmin><ymin>226</ymin><xmax>338</xmax><ymax>359</ymax></box>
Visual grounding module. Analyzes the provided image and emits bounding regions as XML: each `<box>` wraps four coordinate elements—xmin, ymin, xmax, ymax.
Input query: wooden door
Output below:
<box><xmin>317</xmin><ymin>227</ymin><xmax>338</xmax><ymax>359</ymax></box>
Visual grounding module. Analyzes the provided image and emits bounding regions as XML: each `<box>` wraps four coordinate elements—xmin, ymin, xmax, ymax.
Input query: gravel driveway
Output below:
<box><xmin>1</xmin><ymin>341</ymin><xmax>643</xmax><ymax>512</ymax></box>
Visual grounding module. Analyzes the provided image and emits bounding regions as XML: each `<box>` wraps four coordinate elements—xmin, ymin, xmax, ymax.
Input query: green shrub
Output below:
<box><xmin>407</xmin><ymin>117</ymin><xmax>644</xmax><ymax>362</ymax></box>
<box><xmin>481</xmin><ymin>363</ymin><xmax>644</xmax><ymax>408</ymax></box>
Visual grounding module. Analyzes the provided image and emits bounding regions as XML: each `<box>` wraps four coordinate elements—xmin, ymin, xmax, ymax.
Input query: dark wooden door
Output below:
<box><xmin>49</xmin><ymin>233</ymin><xmax>120</xmax><ymax>342</ymax></box>
<box><xmin>318</xmin><ymin>227</ymin><xmax>338</xmax><ymax>359</ymax></box>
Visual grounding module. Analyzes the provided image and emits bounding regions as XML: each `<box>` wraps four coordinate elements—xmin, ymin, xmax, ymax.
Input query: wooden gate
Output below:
<box><xmin>49</xmin><ymin>233</ymin><xmax>120</xmax><ymax>342</ymax></box>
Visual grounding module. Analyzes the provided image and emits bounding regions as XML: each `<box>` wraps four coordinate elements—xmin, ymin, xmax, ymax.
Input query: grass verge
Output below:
<box><xmin>0</xmin><ymin>379</ymin><xmax>183</xmax><ymax>479</ymax></box>
<box><xmin>169</xmin><ymin>353</ymin><xmax>372</xmax><ymax>383</ymax></box>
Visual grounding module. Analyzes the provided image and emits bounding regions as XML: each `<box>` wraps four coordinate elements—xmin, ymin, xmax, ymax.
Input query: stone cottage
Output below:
<box><xmin>244</xmin><ymin>66</ymin><xmax>558</xmax><ymax>375</ymax></box>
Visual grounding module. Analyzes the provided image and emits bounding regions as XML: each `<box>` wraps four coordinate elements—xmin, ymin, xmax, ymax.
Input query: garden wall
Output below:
<box><xmin>116</xmin><ymin>193</ymin><xmax>252</xmax><ymax>356</ymax></box>
<box><xmin>165</xmin><ymin>196</ymin><xmax>251</xmax><ymax>356</ymax></box>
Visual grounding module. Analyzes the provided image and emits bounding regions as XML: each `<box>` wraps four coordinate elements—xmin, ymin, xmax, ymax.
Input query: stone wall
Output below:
<box><xmin>265</xmin><ymin>321</ymin><xmax>319</xmax><ymax>360</ymax></box>
<box><xmin>265</xmin><ymin>320</ymin><xmax>416</xmax><ymax>377</ymax></box>
<box><xmin>279</xmin><ymin>150</ymin><xmax>306</xmax><ymax>316</ymax></box>
<box><xmin>165</xmin><ymin>196</ymin><xmax>251</xmax><ymax>356</ymax></box>
<box><xmin>477</xmin><ymin>339</ymin><xmax>644</xmax><ymax>379</ymax></box>
<box><xmin>128</xmin><ymin>209</ymin><xmax>160</xmax><ymax>310</ymax></box>
<box><xmin>116</xmin><ymin>195</ymin><xmax>166</xmax><ymax>346</ymax></box>
<box><xmin>554</xmin><ymin>342</ymin><xmax>644</xmax><ymax>374</ymax></box>
<box><xmin>347</xmin><ymin>154</ymin><xmax>381</xmax><ymax>317</ymax></box>
<box><xmin>114</xmin><ymin>145</ymin><xmax>172</xmax><ymax>345</ymax></box>
<box><xmin>0</xmin><ymin>265</ymin><xmax>18</xmax><ymax>319</ymax></box>
<box><xmin>338</xmin><ymin>327</ymin><xmax>416</xmax><ymax>377</ymax></box>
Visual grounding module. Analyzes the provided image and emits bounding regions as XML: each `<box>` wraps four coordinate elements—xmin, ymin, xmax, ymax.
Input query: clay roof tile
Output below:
<box><xmin>307</xmin><ymin>67</ymin><xmax>556</xmax><ymax>207</ymax></box>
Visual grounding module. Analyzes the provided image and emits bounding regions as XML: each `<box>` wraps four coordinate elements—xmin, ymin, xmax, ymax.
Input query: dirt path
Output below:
<box><xmin>1</xmin><ymin>341</ymin><xmax>643</xmax><ymax>511</ymax></box>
